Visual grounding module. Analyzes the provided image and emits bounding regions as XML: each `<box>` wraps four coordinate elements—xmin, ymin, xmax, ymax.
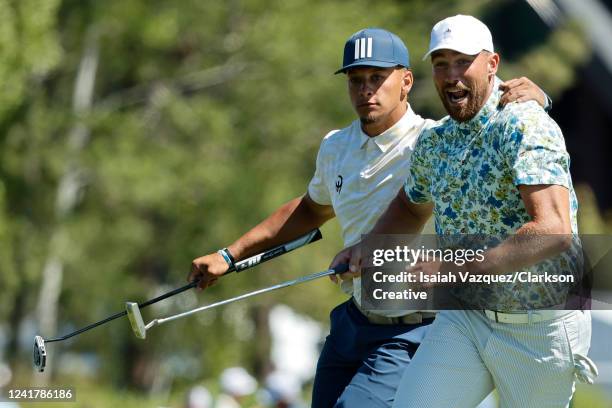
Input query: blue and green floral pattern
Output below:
<box><xmin>404</xmin><ymin>77</ymin><xmax>580</xmax><ymax>310</ymax></box>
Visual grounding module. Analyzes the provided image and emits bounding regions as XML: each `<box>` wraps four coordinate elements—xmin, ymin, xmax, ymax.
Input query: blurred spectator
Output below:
<box><xmin>216</xmin><ymin>367</ymin><xmax>257</xmax><ymax>408</ymax></box>
<box><xmin>260</xmin><ymin>371</ymin><xmax>304</xmax><ymax>408</ymax></box>
<box><xmin>0</xmin><ymin>362</ymin><xmax>19</xmax><ymax>408</ymax></box>
<box><xmin>184</xmin><ymin>385</ymin><xmax>213</xmax><ymax>408</ymax></box>
<box><xmin>0</xmin><ymin>363</ymin><xmax>12</xmax><ymax>388</ymax></box>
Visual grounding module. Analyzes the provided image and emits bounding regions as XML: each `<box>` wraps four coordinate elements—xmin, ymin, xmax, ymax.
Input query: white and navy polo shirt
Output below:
<box><xmin>308</xmin><ymin>105</ymin><xmax>435</xmax><ymax>316</ymax></box>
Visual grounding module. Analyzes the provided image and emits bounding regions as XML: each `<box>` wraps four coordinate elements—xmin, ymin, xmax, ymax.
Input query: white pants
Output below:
<box><xmin>392</xmin><ymin>309</ymin><xmax>594</xmax><ymax>408</ymax></box>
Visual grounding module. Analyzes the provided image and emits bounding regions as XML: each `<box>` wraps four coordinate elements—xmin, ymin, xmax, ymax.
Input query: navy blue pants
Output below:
<box><xmin>311</xmin><ymin>299</ymin><xmax>434</xmax><ymax>408</ymax></box>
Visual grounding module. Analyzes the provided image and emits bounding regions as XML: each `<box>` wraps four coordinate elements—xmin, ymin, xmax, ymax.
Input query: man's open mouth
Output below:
<box><xmin>446</xmin><ymin>89</ymin><xmax>469</xmax><ymax>104</ymax></box>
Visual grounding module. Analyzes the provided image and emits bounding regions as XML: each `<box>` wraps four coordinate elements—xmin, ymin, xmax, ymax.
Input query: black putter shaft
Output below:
<box><xmin>44</xmin><ymin>280</ymin><xmax>199</xmax><ymax>343</ymax></box>
<box><xmin>42</xmin><ymin>228</ymin><xmax>322</xmax><ymax>343</ymax></box>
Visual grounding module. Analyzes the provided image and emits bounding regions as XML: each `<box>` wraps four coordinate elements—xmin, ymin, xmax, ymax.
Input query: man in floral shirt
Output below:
<box><xmin>332</xmin><ymin>15</ymin><xmax>597</xmax><ymax>407</ymax></box>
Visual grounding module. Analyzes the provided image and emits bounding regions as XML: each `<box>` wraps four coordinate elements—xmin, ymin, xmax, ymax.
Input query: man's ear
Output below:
<box><xmin>401</xmin><ymin>69</ymin><xmax>414</xmax><ymax>101</ymax></box>
<box><xmin>488</xmin><ymin>53</ymin><xmax>500</xmax><ymax>75</ymax></box>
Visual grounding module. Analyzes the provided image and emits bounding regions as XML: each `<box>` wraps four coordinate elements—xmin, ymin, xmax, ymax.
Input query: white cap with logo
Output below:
<box><xmin>423</xmin><ymin>14</ymin><xmax>494</xmax><ymax>60</ymax></box>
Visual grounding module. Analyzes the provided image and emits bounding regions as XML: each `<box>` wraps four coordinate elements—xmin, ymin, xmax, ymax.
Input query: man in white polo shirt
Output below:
<box><xmin>188</xmin><ymin>28</ymin><xmax>548</xmax><ymax>407</ymax></box>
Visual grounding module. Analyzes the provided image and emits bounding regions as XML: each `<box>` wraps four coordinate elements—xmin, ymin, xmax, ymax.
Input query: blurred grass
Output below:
<box><xmin>8</xmin><ymin>377</ymin><xmax>162</xmax><ymax>408</ymax></box>
<box><xmin>572</xmin><ymin>384</ymin><xmax>612</xmax><ymax>407</ymax></box>
<box><xmin>7</xmin><ymin>374</ymin><xmax>611</xmax><ymax>408</ymax></box>
<box><xmin>8</xmin><ymin>368</ymin><xmax>265</xmax><ymax>407</ymax></box>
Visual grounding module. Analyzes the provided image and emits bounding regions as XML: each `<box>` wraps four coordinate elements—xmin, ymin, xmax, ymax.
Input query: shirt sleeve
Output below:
<box><xmin>403</xmin><ymin>129</ymin><xmax>434</xmax><ymax>203</ymax></box>
<box><xmin>307</xmin><ymin>135</ymin><xmax>332</xmax><ymax>205</ymax></box>
<box><xmin>502</xmin><ymin>106</ymin><xmax>570</xmax><ymax>188</ymax></box>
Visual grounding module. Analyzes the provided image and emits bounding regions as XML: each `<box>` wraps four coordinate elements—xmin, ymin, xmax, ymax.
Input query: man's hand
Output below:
<box><xmin>499</xmin><ymin>77</ymin><xmax>546</xmax><ymax>108</ymax></box>
<box><xmin>407</xmin><ymin>260</ymin><xmax>441</xmax><ymax>289</ymax></box>
<box><xmin>188</xmin><ymin>252</ymin><xmax>230</xmax><ymax>290</ymax></box>
<box><xmin>329</xmin><ymin>243</ymin><xmax>363</xmax><ymax>284</ymax></box>
<box><xmin>407</xmin><ymin>260</ymin><xmax>460</xmax><ymax>289</ymax></box>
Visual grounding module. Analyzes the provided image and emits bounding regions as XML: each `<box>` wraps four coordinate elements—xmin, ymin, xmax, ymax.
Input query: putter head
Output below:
<box><xmin>126</xmin><ymin>302</ymin><xmax>147</xmax><ymax>339</ymax></box>
<box><xmin>33</xmin><ymin>335</ymin><xmax>47</xmax><ymax>372</ymax></box>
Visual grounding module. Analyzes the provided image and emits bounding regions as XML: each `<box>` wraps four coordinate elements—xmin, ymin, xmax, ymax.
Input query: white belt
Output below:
<box><xmin>483</xmin><ymin>309</ymin><xmax>575</xmax><ymax>324</ymax></box>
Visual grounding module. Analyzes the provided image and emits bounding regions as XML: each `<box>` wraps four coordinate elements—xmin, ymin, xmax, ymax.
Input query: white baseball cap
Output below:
<box><xmin>423</xmin><ymin>15</ymin><xmax>494</xmax><ymax>60</ymax></box>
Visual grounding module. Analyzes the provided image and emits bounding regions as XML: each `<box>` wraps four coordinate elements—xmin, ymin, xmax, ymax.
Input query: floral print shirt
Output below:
<box><xmin>404</xmin><ymin>77</ymin><xmax>580</xmax><ymax>310</ymax></box>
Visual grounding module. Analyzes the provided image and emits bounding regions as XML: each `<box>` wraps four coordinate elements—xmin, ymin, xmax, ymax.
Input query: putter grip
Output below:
<box><xmin>229</xmin><ymin>228</ymin><xmax>323</xmax><ymax>273</ymax></box>
<box><xmin>333</xmin><ymin>263</ymin><xmax>350</xmax><ymax>274</ymax></box>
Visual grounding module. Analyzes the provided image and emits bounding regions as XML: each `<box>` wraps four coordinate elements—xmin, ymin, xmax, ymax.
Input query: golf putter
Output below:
<box><xmin>126</xmin><ymin>263</ymin><xmax>349</xmax><ymax>339</ymax></box>
<box><xmin>33</xmin><ymin>229</ymin><xmax>322</xmax><ymax>372</ymax></box>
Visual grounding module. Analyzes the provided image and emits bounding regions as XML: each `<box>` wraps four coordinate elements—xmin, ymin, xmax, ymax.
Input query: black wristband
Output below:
<box><xmin>217</xmin><ymin>247</ymin><xmax>236</xmax><ymax>270</ymax></box>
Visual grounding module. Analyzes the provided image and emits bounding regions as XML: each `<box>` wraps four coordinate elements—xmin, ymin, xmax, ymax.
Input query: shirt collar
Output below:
<box><xmin>454</xmin><ymin>76</ymin><xmax>503</xmax><ymax>133</ymax></box>
<box><xmin>358</xmin><ymin>105</ymin><xmax>417</xmax><ymax>152</ymax></box>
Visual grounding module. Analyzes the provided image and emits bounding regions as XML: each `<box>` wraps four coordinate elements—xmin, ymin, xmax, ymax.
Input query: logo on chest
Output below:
<box><xmin>335</xmin><ymin>175</ymin><xmax>343</xmax><ymax>193</ymax></box>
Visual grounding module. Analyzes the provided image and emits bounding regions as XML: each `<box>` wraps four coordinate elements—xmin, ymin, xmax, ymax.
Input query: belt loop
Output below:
<box><xmin>528</xmin><ymin>310</ymin><xmax>533</xmax><ymax>324</ymax></box>
<box><xmin>495</xmin><ymin>311</ymin><xmax>499</xmax><ymax>323</ymax></box>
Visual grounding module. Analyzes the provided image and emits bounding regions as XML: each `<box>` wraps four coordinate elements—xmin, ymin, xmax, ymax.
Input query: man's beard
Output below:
<box><xmin>360</xmin><ymin>116</ymin><xmax>377</xmax><ymax>125</ymax></box>
<box><xmin>438</xmin><ymin>80</ymin><xmax>488</xmax><ymax>122</ymax></box>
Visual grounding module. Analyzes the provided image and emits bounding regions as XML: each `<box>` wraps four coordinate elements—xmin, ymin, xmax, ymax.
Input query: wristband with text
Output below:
<box><xmin>217</xmin><ymin>248</ymin><xmax>236</xmax><ymax>271</ymax></box>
